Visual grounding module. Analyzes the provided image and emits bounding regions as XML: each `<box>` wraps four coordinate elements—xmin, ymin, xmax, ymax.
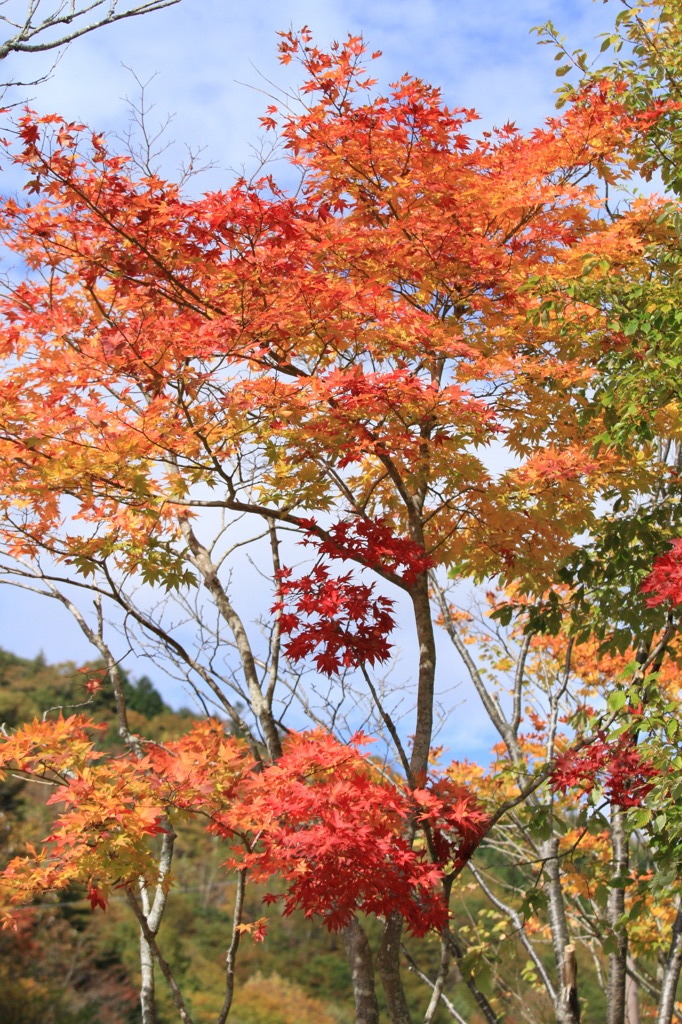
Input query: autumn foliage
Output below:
<box><xmin>0</xmin><ymin>34</ymin><xmax>667</xmax><ymax>596</ymax></box>
<box><xmin>0</xmin><ymin>13</ymin><xmax>681</xmax><ymax>1024</ymax></box>
<box><xmin>641</xmin><ymin>539</ymin><xmax>682</xmax><ymax>608</ymax></box>
<box><xmin>550</xmin><ymin>732</ymin><xmax>657</xmax><ymax>809</ymax></box>
<box><xmin>0</xmin><ymin>716</ymin><xmax>490</xmax><ymax>938</ymax></box>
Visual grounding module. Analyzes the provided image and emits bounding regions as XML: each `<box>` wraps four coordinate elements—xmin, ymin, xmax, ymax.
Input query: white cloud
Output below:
<box><xmin>2</xmin><ymin>0</ymin><xmax>617</xmax><ymax>183</ymax></box>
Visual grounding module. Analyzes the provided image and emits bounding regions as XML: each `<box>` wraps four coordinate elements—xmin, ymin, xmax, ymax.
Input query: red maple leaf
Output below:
<box><xmin>551</xmin><ymin>733</ymin><xmax>656</xmax><ymax>808</ymax></box>
<box><xmin>87</xmin><ymin>884</ymin><xmax>108</xmax><ymax>912</ymax></box>
<box><xmin>274</xmin><ymin>564</ymin><xmax>395</xmax><ymax>675</ymax></box>
<box><xmin>641</xmin><ymin>540</ymin><xmax>682</xmax><ymax>607</ymax></box>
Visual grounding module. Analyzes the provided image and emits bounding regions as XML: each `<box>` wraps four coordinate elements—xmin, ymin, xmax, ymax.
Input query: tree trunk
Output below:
<box><xmin>377</xmin><ymin>912</ymin><xmax>413</xmax><ymax>1024</ymax></box>
<box><xmin>139</xmin><ymin>929</ymin><xmax>157</xmax><ymax>1024</ymax></box>
<box><xmin>542</xmin><ymin>836</ymin><xmax>581</xmax><ymax>1024</ymax></box>
<box><xmin>656</xmin><ymin>905</ymin><xmax>682</xmax><ymax>1024</ymax></box>
<box><xmin>367</xmin><ymin>569</ymin><xmax>437</xmax><ymax>1024</ymax></box>
<box><xmin>626</xmin><ymin>957</ymin><xmax>640</xmax><ymax>1024</ymax></box>
<box><xmin>408</xmin><ymin>573</ymin><xmax>437</xmax><ymax>781</ymax></box>
<box><xmin>607</xmin><ymin>806</ymin><xmax>629</xmax><ymax>1024</ymax></box>
<box><xmin>343</xmin><ymin>917</ymin><xmax>380</xmax><ymax>1024</ymax></box>
<box><xmin>558</xmin><ymin>945</ymin><xmax>581</xmax><ymax>1024</ymax></box>
<box><xmin>137</xmin><ymin>832</ymin><xmax>175</xmax><ymax>1024</ymax></box>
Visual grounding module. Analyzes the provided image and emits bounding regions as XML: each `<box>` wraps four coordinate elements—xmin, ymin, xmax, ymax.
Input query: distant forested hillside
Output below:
<box><xmin>0</xmin><ymin>649</ymin><xmax>614</xmax><ymax>1024</ymax></box>
<box><xmin>0</xmin><ymin>650</ymin><xmax>359</xmax><ymax>1024</ymax></box>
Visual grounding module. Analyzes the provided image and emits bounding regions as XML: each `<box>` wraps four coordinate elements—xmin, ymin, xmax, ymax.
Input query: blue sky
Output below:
<box><xmin>2</xmin><ymin>0</ymin><xmax>616</xmax><ymax>187</ymax></box>
<box><xmin>0</xmin><ymin>0</ymin><xmax>619</xmax><ymax>755</ymax></box>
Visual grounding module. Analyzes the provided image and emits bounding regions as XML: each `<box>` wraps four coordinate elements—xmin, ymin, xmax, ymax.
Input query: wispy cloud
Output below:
<box><xmin>5</xmin><ymin>0</ymin><xmax>616</xmax><ymax>183</ymax></box>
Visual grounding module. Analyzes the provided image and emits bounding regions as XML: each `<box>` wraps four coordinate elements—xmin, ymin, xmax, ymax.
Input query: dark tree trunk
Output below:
<box><xmin>377</xmin><ymin>912</ymin><xmax>413</xmax><ymax>1024</ymax></box>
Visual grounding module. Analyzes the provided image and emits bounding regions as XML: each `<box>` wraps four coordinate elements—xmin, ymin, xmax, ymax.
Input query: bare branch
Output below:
<box><xmin>468</xmin><ymin>861</ymin><xmax>557</xmax><ymax>1003</ymax></box>
<box><xmin>402</xmin><ymin>944</ymin><xmax>467</xmax><ymax>1024</ymax></box>
<box><xmin>0</xmin><ymin>0</ymin><xmax>181</xmax><ymax>62</ymax></box>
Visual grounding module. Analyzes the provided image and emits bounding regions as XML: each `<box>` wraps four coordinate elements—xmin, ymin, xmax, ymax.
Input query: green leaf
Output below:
<box><xmin>520</xmin><ymin>889</ymin><xmax>548</xmax><ymax>918</ymax></box>
<box><xmin>607</xmin><ymin>690</ymin><xmax>627</xmax><ymax>713</ymax></box>
<box><xmin>475</xmin><ymin>962</ymin><xmax>494</xmax><ymax>996</ymax></box>
<box><xmin>587</xmin><ymin>812</ymin><xmax>609</xmax><ymax>835</ymax></box>
<box><xmin>608</xmin><ymin>874</ymin><xmax>632</xmax><ymax>889</ymax></box>
<box><xmin>629</xmin><ymin>807</ymin><xmax>651</xmax><ymax>830</ymax></box>
<box><xmin>528</xmin><ymin>808</ymin><xmax>553</xmax><ymax>841</ymax></box>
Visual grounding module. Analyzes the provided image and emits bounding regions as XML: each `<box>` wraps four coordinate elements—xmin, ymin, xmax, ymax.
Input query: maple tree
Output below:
<box><xmin>0</xmin><ymin>7</ymin><xmax>681</xmax><ymax>1024</ymax></box>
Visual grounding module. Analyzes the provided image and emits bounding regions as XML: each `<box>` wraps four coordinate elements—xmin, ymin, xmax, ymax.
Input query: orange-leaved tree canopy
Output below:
<box><xmin>0</xmin><ymin>28</ymin><xmax>675</xmax><ymax>1024</ymax></box>
<box><xmin>0</xmin><ymin>33</ymin><xmax>664</xmax><ymax>769</ymax></box>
